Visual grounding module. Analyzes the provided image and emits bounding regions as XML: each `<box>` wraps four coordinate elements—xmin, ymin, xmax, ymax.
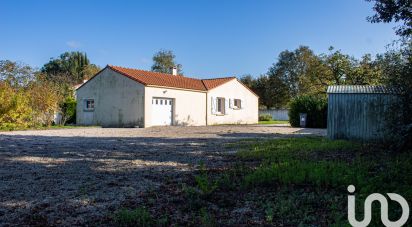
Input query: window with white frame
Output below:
<box><xmin>217</xmin><ymin>97</ymin><xmax>225</xmax><ymax>114</ymax></box>
<box><xmin>234</xmin><ymin>99</ymin><xmax>241</xmax><ymax>109</ymax></box>
<box><xmin>85</xmin><ymin>99</ymin><xmax>95</xmax><ymax>111</ymax></box>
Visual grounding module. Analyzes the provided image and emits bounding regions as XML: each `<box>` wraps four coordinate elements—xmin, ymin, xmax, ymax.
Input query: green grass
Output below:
<box><xmin>258</xmin><ymin>120</ymin><xmax>289</xmax><ymax>124</ymax></box>
<box><xmin>243</xmin><ymin>160</ymin><xmax>369</xmax><ymax>188</ymax></box>
<box><xmin>236</xmin><ymin>137</ymin><xmax>358</xmax><ymax>161</ymax></box>
<box><xmin>103</xmin><ymin>136</ymin><xmax>412</xmax><ymax>226</ymax></box>
<box><xmin>233</xmin><ymin>137</ymin><xmax>412</xmax><ymax>225</ymax></box>
<box><xmin>113</xmin><ymin>207</ymin><xmax>154</xmax><ymax>227</ymax></box>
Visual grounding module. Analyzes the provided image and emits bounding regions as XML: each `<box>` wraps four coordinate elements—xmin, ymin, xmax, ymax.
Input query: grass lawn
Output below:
<box><xmin>258</xmin><ymin>120</ymin><xmax>289</xmax><ymax>124</ymax></box>
<box><xmin>113</xmin><ymin>137</ymin><xmax>412</xmax><ymax>226</ymax></box>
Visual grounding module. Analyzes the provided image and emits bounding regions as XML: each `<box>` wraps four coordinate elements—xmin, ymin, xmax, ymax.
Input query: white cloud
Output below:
<box><xmin>66</xmin><ymin>41</ymin><xmax>81</xmax><ymax>48</ymax></box>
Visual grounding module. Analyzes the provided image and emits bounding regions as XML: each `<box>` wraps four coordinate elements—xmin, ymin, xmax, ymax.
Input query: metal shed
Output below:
<box><xmin>327</xmin><ymin>85</ymin><xmax>399</xmax><ymax>141</ymax></box>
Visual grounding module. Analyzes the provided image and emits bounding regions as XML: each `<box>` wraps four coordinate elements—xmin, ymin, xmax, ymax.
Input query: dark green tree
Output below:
<box><xmin>42</xmin><ymin>51</ymin><xmax>98</xmax><ymax>84</ymax></box>
<box><xmin>367</xmin><ymin>0</ymin><xmax>412</xmax><ymax>150</ymax></box>
<box><xmin>239</xmin><ymin>74</ymin><xmax>255</xmax><ymax>89</ymax></box>
<box><xmin>266</xmin><ymin>46</ymin><xmax>326</xmax><ymax>107</ymax></box>
<box><xmin>320</xmin><ymin>47</ymin><xmax>355</xmax><ymax>85</ymax></box>
<box><xmin>151</xmin><ymin>50</ymin><xmax>183</xmax><ymax>74</ymax></box>
<box><xmin>346</xmin><ymin>54</ymin><xmax>382</xmax><ymax>85</ymax></box>
<box><xmin>367</xmin><ymin>0</ymin><xmax>412</xmax><ymax>38</ymax></box>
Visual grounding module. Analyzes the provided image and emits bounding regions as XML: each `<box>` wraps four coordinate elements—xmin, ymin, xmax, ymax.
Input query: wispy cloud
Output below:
<box><xmin>66</xmin><ymin>40</ymin><xmax>81</xmax><ymax>48</ymax></box>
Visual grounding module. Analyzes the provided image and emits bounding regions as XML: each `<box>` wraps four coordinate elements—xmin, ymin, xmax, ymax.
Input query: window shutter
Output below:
<box><xmin>225</xmin><ymin>98</ymin><xmax>229</xmax><ymax>114</ymax></box>
<box><xmin>211</xmin><ymin>96</ymin><xmax>216</xmax><ymax>114</ymax></box>
<box><xmin>241</xmin><ymin>99</ymin><xmax>245</xmax><ymax>109</ymax></box>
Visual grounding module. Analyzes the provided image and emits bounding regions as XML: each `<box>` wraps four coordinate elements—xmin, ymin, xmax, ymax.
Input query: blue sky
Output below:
<box><xmin>0</xmin><ymin>0</ymin><xmax>398</xmax><ymax>79</ymax></box>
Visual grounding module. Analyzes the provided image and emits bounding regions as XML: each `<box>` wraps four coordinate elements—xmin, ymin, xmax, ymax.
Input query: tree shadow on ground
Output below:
<box><xmin>0</xmin><ymin>128</ymin><xmax>325</xmax><ymax>225</ymax></box>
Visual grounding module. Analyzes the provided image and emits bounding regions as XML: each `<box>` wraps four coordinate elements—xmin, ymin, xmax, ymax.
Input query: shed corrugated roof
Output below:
<box><xmin>327</xmin><ymin>85</ymin><xmax>400</xmax><ymax>94</ymax></box>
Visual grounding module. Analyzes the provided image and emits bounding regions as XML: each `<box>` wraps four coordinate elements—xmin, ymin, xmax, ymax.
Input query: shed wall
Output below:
<box><xmin>327</xmin><ymin>93</ymin><xmax>395</xmax><ymax>140</ymax></box>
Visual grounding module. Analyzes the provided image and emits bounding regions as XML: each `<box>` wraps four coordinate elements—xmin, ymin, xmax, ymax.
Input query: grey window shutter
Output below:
<box><xmin>229</xmin><ymin>98</ymin><xmax>233</xmax><ymax>108</ymax></box>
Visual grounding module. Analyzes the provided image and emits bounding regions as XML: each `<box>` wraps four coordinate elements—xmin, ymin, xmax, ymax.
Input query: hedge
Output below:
<box><xmin>288</xmin><ymin>95</ymin><xmax>327</xmax><ymax>128</ymax></box>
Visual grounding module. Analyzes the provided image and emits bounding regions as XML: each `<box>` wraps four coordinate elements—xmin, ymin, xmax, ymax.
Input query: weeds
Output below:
<box><xmin>113</xmin><ymin>207</ymin><xmax>153</xmax><ymax>227</ymax></box>
<box><xmin>244</xmin><ymin>160</ymin><xmax>369</xmax><ymax>188</ymax></box>
<box><xmin>200</xmin><ymin>207</ymin><xmax>216</xmax><ymax>227</ymax></box>
<box><xmin>195</xmin><ymin>162</ymin><xmax>218</xmax><ymax>196</ymax></box>
<box><xmin>237</xmin><ymin>137</ymin><xmax>359</xmax><ymax>161</ymax></box>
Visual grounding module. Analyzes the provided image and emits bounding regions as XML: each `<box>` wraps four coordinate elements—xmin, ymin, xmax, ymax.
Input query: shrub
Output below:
<box><xmin>288</xmin><ymin>95</ymin><xmax>327</xmax><ymax>128</ymax></box>
<box><xmin>60</xmin><ymin>97</ymin><xmax>76</xmax><ymax>125</ymax></box>
<box><xmin>259</xmin><ymin>114</ymin><xmax>272</xmax><ymax>121</ymax></box>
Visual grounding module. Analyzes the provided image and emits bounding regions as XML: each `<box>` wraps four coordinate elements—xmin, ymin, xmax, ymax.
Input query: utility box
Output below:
<box><xmin>299</xmin><ymin>113</ymin><xmax>307</xmax><ymax>128</ymax></box>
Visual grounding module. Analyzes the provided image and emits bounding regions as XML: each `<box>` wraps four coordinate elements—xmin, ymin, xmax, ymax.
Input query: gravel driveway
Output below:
<box><xmin>0</xmin><ymin>125</ymin><xmax>325</xmax><ymax>226</ymax></box>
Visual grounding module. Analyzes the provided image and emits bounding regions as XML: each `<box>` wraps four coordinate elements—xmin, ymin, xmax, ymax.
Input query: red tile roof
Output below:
<box><xmin>201</xmin><ymin>77</ymin><xmax>236</xmax><ymax>90</ymax></box>
<box><xmin>108</xmin><ymin>65</ymin><xmax>235</xmax><ymax>91</ymax></box>
<box><xmin>77</xmin><ymin>65</ymin><xmax>258</xmax><ymax>96</ymax></box>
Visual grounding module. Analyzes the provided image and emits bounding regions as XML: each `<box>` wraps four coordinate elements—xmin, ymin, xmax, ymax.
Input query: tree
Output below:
<box><xmin>42</xmin><ymin>51</ymin><xmax>94</xmax><ymax>84</ymax></box>
<box><xmin>0</xmin><ymin>60</ymin><xmax>35</xmax><ymax>87</ymax></box>
<box><xmin>265</xmin><ymin>73</ymin><xmax>290</xmax><ymax>109</ymax></box>
<box><xmin>367</xmin><ymin>0</ymin><xmax>412</xmax><ymax>150</ymax></box>
<box><xmin>27</xmin><ymin>80</ymin><xmax>60</xmax><ymax>126</ymax></box>
<box><xmin>266</xmin><ymin>46</ymin><xmax>326</xmax><ymax>107</ymax></box>
<box><xmin>346</xmin><ymin>54</ymin><xmax>382</xmax><ymax>85</ymax></box>
<box><xmin>81</xmin><ymin>64</ymin><xmax>101</xmax><ymax>80</ymax></box>
<box><xmin>367</xmin><ymin>0</ymin><xmax>412</xmax><ymax>38</ymax></box>
<box><xmin>320</xmin><ymin>47</ymin><xmax>355</xmax><ymax>85</ymax></box>
<box><xmin>239</xmin><ymin>74</ymin><xmax>255</xmax><ymax>89</ymax></box>
<box><xmin>151</xmin><ymin>50</ymin><xmax>183</xmax><ymax>74</ymax></box>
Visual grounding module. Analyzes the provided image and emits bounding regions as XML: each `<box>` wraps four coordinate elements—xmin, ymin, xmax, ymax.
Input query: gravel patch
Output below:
<box><xmin>0</xmin><ymin>125</ymin><xmax>325</xmax><ymax>225</ymax></box>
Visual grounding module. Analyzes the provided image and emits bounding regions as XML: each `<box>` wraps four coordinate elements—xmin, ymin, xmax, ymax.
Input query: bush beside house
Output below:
<box><xmin>258</xmin><ymin>114</ymin><xmax>272</xmax><ymax>121</ymax></box>
<box><xmin>289</xmin><ymin>95</ymin><xmax>327</xmax><ymax>128</ymax></box>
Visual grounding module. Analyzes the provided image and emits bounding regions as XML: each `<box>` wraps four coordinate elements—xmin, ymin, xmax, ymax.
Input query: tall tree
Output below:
<box><xmin>0</xmin><ymin>60</ymin><xmax>35</xmax><ymax>87</ymax></box>
<box><xmin>320</xmin><ymin>47</ymin><xmax>356</xmax><ymax>85</ymax></box>
<box><xmin>346</xmin><ymin>54</ymin><xmax>382</xmax><ymax>85</ymax></box>
<box><xmin>42</xmin><ymin>51</ymin><xmax>98</xmax><ymax>84</ymax></box>
<box><xmin>367</xmin><ymin>0</ymin><xmax>412</xmax><ymax>38</ymax></box>
<box><xmin>151</xmin><ymin>50</ymin><xmax>183</xmax><ymax>74</ymax></box>
<box><xmin>239</xmin><ymin>74</ymin><xmax>255</xmax><ymax>89</ymax></box>
<box><xmin>367</xmin><ymin>0</ymin><xmax>412</xmax><ymax>150</ymax></box>
<box><xmin>266</xmin><ymin>46</ymin><xmax>326</xmax><ymax>107</ymax></box>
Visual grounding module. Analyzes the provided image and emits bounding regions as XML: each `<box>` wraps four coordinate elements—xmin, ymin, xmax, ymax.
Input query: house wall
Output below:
<box><xmin>76</xmin><ymin>68</ymin><xmax>145</xmax><ymax>127</ymax></box>
<box><xmin>327</xmin><ymin>93</ymin><xmax>397</xmax><ymax>141</ymax></box>
<box><xmin>207</xmin><ymin>79</ymin><xmax>259</xmax><ymax>125</ymax></box>
<box><xmin>144</xmin><ymin>86</ymin><xmax>207</xmax><ymax>127</ymax></box>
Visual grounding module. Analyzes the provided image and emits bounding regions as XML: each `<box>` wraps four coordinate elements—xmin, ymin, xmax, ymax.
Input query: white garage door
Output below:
<box><xmin>152</xmin><ymin>98</ymin><xmax>173</xmax><ymax>126</ymax></box>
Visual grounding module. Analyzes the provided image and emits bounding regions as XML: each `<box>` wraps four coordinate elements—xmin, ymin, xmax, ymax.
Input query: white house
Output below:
<box><xmin>76</xmin><ymin>65</ymin><xmax>258</xmax><ymax>127</ymax></box>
